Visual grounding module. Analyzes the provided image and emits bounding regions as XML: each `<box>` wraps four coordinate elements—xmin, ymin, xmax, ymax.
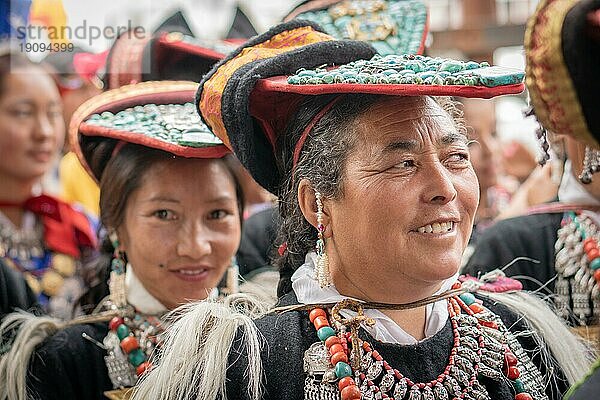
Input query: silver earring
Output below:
<box><xmin>315</xmin><ymin>192</ymin><xmax>332</xmax><ymax>288</ymax></box>
<box><xmin>108</xmin><ymin>232</ymin><xmax>127</xmax><ymax>308</ymax></box>
<box><xmin>579</xmin><ymin>146</ymin><xmax>600</xmax><ymax>184</ymax></box>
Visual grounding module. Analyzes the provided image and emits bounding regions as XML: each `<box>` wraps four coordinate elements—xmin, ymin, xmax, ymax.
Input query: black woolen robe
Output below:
<box><xmin>225</xmin><ymin>292</ymin><xmax>568</xmax><ymax>400</ymax></box>
<box><xmin>0</xmin><ymin>258</ymin><xmax>39</xmax><ymax>320</ymax></box>
<box><xmin>463</xmin><ymin>213</ymin><xmax>563</xmax><ymax>294</ymax></box>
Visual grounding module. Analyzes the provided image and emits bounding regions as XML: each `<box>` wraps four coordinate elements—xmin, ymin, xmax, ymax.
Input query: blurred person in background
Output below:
<box><xmin>463</xmin><ymin>0</ymin><xmax>600</xmax><ymax>335</ymax></box>
<box><xmin>0</xmin><ymin>51</ymin><xmax>96</xmax><ymax>320</ymax></box>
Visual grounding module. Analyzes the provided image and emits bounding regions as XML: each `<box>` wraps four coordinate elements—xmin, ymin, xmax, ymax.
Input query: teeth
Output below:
<box><xmin>178</xmin><ymin>269</ymin><xmax>206</xmax><ymax>275</ymax></box>
<box><xmin>417</xmin><ymin>222</ymin><xmax>454</xmax><ymax>234</ymax></box>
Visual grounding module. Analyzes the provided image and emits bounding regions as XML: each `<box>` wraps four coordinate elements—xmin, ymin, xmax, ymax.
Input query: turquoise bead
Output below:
<box><xmin>591</xmin><ymin>258</ymin><xmax>600</xmax><ymax>271</ymax></box>
<box><xmin>128</xmin><ymin>348</ymin><xmax>146</xmax><ymax>367</ymax></box>
<box><xmin>317</xmin><ymin>326</ymin><xmax>335</xmax><ymax>341</ymax></box>
<box><xmin>512</xmin><ymin>378</ymin><xmax>525</xmax><ymax>393</ymax></box>
<box><xmin>439</xmin><ymin>60</ymin><xmax>464</xmax><ymax>73</ymax></box>
<box><xmin>116</xmin><ymin>324</ymin><xmax>130</xmax><ymax>340</ymax></box>
<box><xmin>335</xmin><ymin>361</ymin><xmax>352</xmax><ymax>378</ymax></box>
<box><xmin>460</xmin><ymin>293</ymin><xmax>476</xmax><ymax>306</ymax></box>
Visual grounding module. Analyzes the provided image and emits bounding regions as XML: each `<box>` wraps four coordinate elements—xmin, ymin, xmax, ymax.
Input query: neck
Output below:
<box><xmin>382</xmin><ymin>307</ymin><xmax>428</xmax><ymax>341</ymax></box>
<box><xmin>0</xmin><ymin>174</ymin><xmax>38</xmax><ymax>227</ymax></box>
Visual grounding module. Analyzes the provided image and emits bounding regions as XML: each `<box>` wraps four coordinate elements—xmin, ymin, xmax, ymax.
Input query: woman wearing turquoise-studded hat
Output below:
<box><xmin>135</xmin><ymin>21</ymin><xmax>591</xmax><ymax>400</ymax></box>
<box><xmin>0</xmin><ymin>81</ymin><xmax>255</xmax><ymax>400</ymax></box>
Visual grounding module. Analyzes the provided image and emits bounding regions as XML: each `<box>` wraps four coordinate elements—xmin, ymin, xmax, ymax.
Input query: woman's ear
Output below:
<box><xmin>297</xmin><ymin>179</ymin><xmax>331</xmax><ymax>236</ymax></box>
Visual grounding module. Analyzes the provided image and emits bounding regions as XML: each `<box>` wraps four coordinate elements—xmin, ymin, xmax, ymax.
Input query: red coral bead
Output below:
<box><xmin>479</xmin><ymin>320</ymin><xmax>499</xmax><ymax>329</ymax></box>
<box><xmin>515</xmin><ymin>393</ymin><xmax>533</xmax><ymax>400</ymax></box>
<box><xmin>584</xmin><ymin>238</ymin><xmax>598</xmax><ymax>253</ymax></box>
<box><xmin>331</xmin><ymin>351</ymin><xmax>349</xmax><ymax>365</ymax></box>
<box><xmin>469</xmin><ymin>303</ymin><xmax>485</xmax><ymax>313</ymax></box>
<box><xmin>136</xmin><ymin>361</ymin><xmax>152</xmax><ymax>376</ymax></box>
<box><xmin>505</xmin><ymin>351</ymin><xmax>518</xmax><ymax>367</ymax></box>
<box><xmin>329</xmin><ymin>344</ymin><xmax>344</xmax><ymax>355</ymax></box>
<box><xmin>338</xmin><ymin>377</ymin><xmax>355</xmax><ymax>391</ymax></box>
<box><xmin>309</xmin><ymin>308</ymin><xmax>327</xmax><ymax>323</ymax></box>
<box><xmin>588</xmin><ymin>248</ymin><xmax>600</xmax><ymax>261</ymax></box>
<box><xmin>507</xmin><ymin>366</ymin><xmax>521</xmax><ymax>380</ymax></box>
<box><xmin>594</xmin><ymin>270</ymin><xmax>600</xmax><ymax>282</ymax></box>
<box><xmin>313</xmin><ymin>316</ymin><xmax>330</xmax><ymax>330</ymax></box>
<box><xmin>108</xmin><ymin>317</ymin><xmax>124</xmax><ymax>331</ymax></box>
<box><xmin>325</xmin><ymin>336</ymin><xmax>341</xmax><ymax>349</ymax></box>
<box><xmin>120</xmin><ymin>336</ymin><xmax>139</xmax><ymax>354</ymax></box>
<box><xmin>341</xmin><ymin>385</ymin><xmax>361</xmax><ymax>400</ymax></box>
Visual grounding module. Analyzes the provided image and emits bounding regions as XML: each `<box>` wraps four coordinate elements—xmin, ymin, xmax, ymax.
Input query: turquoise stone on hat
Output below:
<box><xmin>590</xmin><ymin>258</ymin><xmax>600</xmax><ymax>271</ymax></box>
<box><xmin>286</xmin><ymin>54</ymin><xmax>524</xmax><ymax>88</ymax></box>
<box><xmin>85</xmin><ymin>103</ymin><xmax>223</xmax><ymax>148</ymax></box>
<box><xmin>293</xmin><ymin>0</ymin><xmax>427</xmax><ymax>56</ymax></box>
<box><xmin>335</xmin><ymin>361</ymin><xmax>353</xmax><ymax>378</ymax></box>
<box><xmin>459</xmin><ymin>292</ymin><xmax>476</xmax><ymax>306</ymax></box>
<box><xmin>317</xmin><ymin>326</ymin><xmax>336</xmax><ymax>341</ymax></box>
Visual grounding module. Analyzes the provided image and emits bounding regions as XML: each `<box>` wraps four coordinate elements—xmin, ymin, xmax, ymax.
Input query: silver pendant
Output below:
<box><xmin>303</xmin><ymin>342</ymin><xmax>330</xmax><ymax>375</ymax></box>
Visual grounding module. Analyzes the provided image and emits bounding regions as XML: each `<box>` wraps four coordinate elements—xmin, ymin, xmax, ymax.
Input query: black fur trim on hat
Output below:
<box><xmin>562</xmin><ymin>0</ymin><xmax>600</xmax><ymax>140</ymax></box>
<box><xmin>196</xmin><ymin>20</ymin><xmax>376</xmax><ymax>193</ymax></box>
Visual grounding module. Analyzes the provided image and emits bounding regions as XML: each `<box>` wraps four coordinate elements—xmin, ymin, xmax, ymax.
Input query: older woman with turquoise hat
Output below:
<box><xmin>133</xmin><ymin>20</ymin><xmax>593</xmax><ymax>400</ymax></box>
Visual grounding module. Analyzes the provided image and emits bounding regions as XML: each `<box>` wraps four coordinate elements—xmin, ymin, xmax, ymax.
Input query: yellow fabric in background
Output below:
<box><xmin>59</xmin><ymin>152</ymin><xmax>100</xmax><ymax>217</ymax></box>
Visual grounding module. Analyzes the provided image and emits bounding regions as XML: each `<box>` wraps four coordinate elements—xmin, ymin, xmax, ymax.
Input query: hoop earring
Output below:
<box><xmin>315</xmin><ymin>192</ymin><xmax>332</xmax><ymax>288</ymax></box>
<box><xmin>109</xmin><ymin>233</ymin><xmax>127</xmax><ymax>308</ymax></box>
<box><xmin>579</xmin><ymin>146</ymin><xmax>600</xmax><ymax>184</ymax></box>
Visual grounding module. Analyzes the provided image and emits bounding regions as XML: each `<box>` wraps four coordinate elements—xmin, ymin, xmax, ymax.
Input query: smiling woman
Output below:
<box><xmin>134</xmin><ymin>21</ymin><xmax>593</xmax><ymax>400</ymax></box>
<box><xmin>0</xmin><ymin>81</ymin><xmax>264</xmax><ymax>400</ymax></box>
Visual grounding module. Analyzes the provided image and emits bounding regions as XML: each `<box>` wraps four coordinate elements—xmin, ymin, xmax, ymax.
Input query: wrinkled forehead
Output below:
<box><xmin>354</xmin><ymin>96</ymin><xmax>462</xmax><ymax>145</ymax></box>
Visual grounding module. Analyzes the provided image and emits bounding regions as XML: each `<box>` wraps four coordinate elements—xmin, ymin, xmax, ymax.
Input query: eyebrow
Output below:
<box><xmin>383</xmin><ymin>132</ymin><xmax>468</xmax><ymax>153</ymax></box>
<box><xmin>145</xmin><ymin>196</ymin><xmax>180</xmax><ymax>203</ymax></box>
<box><xmin>440</xmin><ymin>132</ymin><xmax>469</xmax><ymax>145</ymax></box>
<box><xmin>144</xmin><ymin>195</ymin><xmax>236</xmax><ymax>204</ymax></box>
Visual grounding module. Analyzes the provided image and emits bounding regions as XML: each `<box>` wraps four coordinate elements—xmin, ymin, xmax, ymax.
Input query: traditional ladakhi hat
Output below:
<box><xmin>525</xmin><ymin>0</ymin><xmax>600</xmax><ymax>147</ymax></box>
<box><xmin>104</xmin><ymin>18</ymin><xmax>239</xmax><ymax>90</ymax></box>
<box><xmin>196</xmin><ymin>20</ymin><xmax>525</xmax><ymax>194</ymax></box>
<box><xmin>70</xmin><ymin>80</ymin><xmax>229</xmax><ymax>183</ymax></box>
<box><xmin>282</xmin><ymin>0</ymin><xmax>429</xmax><ymax>56</ymax></box>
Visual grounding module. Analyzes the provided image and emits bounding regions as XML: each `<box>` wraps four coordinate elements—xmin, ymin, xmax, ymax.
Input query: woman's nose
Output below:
<box><xmin>177</xmin><ymin>222</ymin><xmax>212</xmax><ymax>259</ymax></box>
<box><xmin>421</xmin><ymin>161</ymin><xmax>458</xmax><ymax>204</ymax></box>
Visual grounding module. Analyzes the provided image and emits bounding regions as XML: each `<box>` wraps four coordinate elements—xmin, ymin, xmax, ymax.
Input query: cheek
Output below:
<box><xmin>457</xmin><ymin>169</ymin><xmax>480</xmax><ymax>216</ymax></box>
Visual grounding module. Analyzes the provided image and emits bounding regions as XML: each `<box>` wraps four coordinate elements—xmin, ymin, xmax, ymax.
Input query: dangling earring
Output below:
<box><xmin>579</xmin><ymin>146</ymin><xmax>600</xmax><ymax>184</ymax></box>
<box><xmin>525</xmin><ymin>107</ymin><xmax>551</xmax><ymax>166</ymax></box>
<box><xmin>109</xmin><ymin>232</ymin><xmax>127</xmax><ymax>308</ymax></box>
<box><xmin>315</xmin><ymin>191</ymin><xmax>332</xmax><ymax>288</ymax></box>
<box><xmin>222</xmin><ymin>258</ymin><xmax>240</xmax><ymax>295</ymax></box>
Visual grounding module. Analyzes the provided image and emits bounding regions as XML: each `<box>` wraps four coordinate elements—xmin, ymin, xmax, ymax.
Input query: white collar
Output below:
<box><xmin>126</xmin><ymin>266</ymin><xmax>169</xmax><ymax>315</ymax></box>
<box><xmin>125</xmin><ymin>265</ymin><xmax>220</xmax><ymax>314</ymax></box>
<box><xmin>558</xmin><ymin>160</ymin><xmax>600</xmax><ymax>206</ymax></box>
<box><xmin>291</xmin><ymin>252</ymin><xmax>453</xmax><ymax>345</ymax></box>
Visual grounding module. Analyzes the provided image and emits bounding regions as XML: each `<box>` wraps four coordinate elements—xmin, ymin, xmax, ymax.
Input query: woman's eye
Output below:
<box><xmin>10</xmin><ymin>109</ymin><xmax>32</xmax><ymax>118</ymax></box>
<box><xmin>153</xmin><ymin>210</ymin><xmax>176</xmax><ymax>220</ymax></box>
<box><xmin>447</xmin><ymin>153</ymin><xmax>470</xmax><ymax>164</ymax></box>
<box><xmin>400</xmin><ymin>159</ymin><xmax>416</xmax><ymax>168</ymax></box>
<box><xmin>48</xmin><ymin>110</ymin><xmax>62</xmax><ymax>119</ymax></box>
<box><xmin>209</xmin><ymin>210</ymin><xmax>229</xmax><ymax>220</ymax></box>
